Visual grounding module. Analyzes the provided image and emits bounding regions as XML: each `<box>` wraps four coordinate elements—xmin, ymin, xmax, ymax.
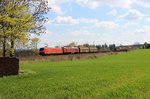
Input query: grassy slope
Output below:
<box><xmin>1</xmin><ymin>49</ymin><xmax>150</xmax><ymax>99</ymax></box>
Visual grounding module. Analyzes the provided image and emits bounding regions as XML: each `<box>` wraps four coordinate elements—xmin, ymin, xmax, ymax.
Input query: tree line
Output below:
<box><xmin>0</xmin><ymin>0</ymin><xmax>49</xmax><ymax>57</ymax></box>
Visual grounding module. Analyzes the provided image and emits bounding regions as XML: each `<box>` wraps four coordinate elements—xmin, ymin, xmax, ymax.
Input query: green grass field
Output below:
<box><xmin>1</xmin><ymin>49</ymin><xmax>150</xmax><ymax>99</ymax></box>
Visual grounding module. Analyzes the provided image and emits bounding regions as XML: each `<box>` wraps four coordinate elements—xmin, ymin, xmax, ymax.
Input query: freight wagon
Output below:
<box><xmin>89</xmin><ymin>46</ymin><xmax>98</xmax><ymax>53</ymax></box>
<box><xmin>63</xmin><ymin>47</ymin><xmax>79</xmax><ymax>54</ymax></box>
<box><xmin>79</xmin><ymin>47</ymin><xmax>90</xmax><ymax>53</ymax></box>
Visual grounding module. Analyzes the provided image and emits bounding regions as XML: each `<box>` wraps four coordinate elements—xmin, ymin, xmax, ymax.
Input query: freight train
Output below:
<box><xmin>39</xmin><ymin>46</ymin><xmax>98</xmax><ymax>55</ymax></box>
<box><xmin>39</xmin><ymin>45</ymin><xmax>130</xmax><ymax>56</ymax></box>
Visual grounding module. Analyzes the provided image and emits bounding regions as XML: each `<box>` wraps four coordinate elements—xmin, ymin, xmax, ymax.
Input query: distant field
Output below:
<box><xmin>1</xmin><ymin>49</ymin><xmax>150</xmax><ymax>99</ymax></box>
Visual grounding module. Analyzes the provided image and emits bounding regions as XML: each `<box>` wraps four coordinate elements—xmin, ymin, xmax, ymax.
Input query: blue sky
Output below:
<box><xmin>35</xmin><ymin>0</ymin><xmax>150</xmax><ymax>47</ymax></box>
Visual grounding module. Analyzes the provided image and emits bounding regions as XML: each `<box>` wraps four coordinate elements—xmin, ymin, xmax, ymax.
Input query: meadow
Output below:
<box><xmin>1</xmin><ymin>49</ymin><xmax>150</xmax><ymax>99</ymax></box>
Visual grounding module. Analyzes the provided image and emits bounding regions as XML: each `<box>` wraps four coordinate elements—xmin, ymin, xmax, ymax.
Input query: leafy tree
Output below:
<box><xmin>109</xmin><ymin>44</ymin><xmax>116</xmax><ymax>51</ymax></box>
<box><xmin>83</xmin><ymin>43</ymin><xmax>90</xmax><ymax>47</ymax></box>
<box><xmin>68</xmin><ymin>42</ymin><xmax>77</xmax><ymax>47</ymax></box>
<box><xmin>0</xmin><ymin>0</ymin><xmax>50</xmax><ymax>34</ymax></box>
<box><xmin>31</xmin><ymin>37</ymin><xmax>40</xmax><ymax>50</ymax></box>
<box><xmin>101</xmin><ymin>43</ymin><xmax>108</xmax><ymax>49</ymax></box>
<box><xmin>143</xmin><ymin>42</ymin><xmax>150</xmax><ymax>49</ymax></box>
<box><xmin>96</xmin><ymin>45</ymin><xmax>101</xmax><ymax>50</ymax></box>
<box><xmin>0</xmin><ymin>0</ymin><xmax>34</xmax><ymax>57</ymax></box>
<box><xmin>15</xmin><ymin>34</ymin><xmax>29</xmax><ymax>50</ymax></box>
<box><xmin>104</xmin><ymin>43</ymin><xmax>108</xmax><ymax>48</ymax></box>
<box><xmin>0</xmin><ymin>0</ymin><xmax>49</xmax><ymax>57</ymax></box>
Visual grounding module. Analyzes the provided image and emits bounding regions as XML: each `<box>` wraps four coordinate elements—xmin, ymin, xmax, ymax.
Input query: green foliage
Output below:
<box><xmin>68</xmin><ymin>42</ymin><xmax>77</xmax><ymax>47</ymax></box>
<box><xmin>15</xmin><ymin>34</ymin><xmax>28</xmax><ymax>48</ymax></box>
<box><xmin>143</xmin><ymin>42</ymin><xmax>150</xmax><ymax>49</ymax></box>
<box><xmin>1</xmin><ymin>49</ymin><xmax>150</xmax><ymax>98</ymax></box>
<box><xmin>30</xmin><ymin>37</ymin><xmax>40</xmax><ymax>50</ymax></box>
<box><xmin>0</xmin><ymin>0</ymin><xmax>49</xmax><ymax>57</ymax></box>
<box><xmin>0</xmin><ymin>0</ymin><xmax>34</xmax><ymax>57</ymax></box>
<box><xmin>10</xmin><ymin>48</ymin><xmax>14</xmax><ymax>57</ymax></box>
<box><xmin>82</xmin><ymin>43</ymin><xmax>90</xmax><ymax>47</ymax></box>
<box><xmin>109</xmin><ymin>44</ymin><xmax>116</xmax><ymax>51</ymax></box>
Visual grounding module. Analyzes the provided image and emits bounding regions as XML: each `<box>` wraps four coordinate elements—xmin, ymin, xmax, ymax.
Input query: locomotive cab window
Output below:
<box><xmin>40</xmin><ymin>48</ymin><xmax>44</xmax><ymax>51</ymax></box>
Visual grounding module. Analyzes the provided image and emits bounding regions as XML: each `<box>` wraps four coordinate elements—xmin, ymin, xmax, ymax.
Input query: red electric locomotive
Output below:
<box><xmin>39</xmin><ymin>47</ymin><xmax>63</xmax><ymax>55</ymax></box>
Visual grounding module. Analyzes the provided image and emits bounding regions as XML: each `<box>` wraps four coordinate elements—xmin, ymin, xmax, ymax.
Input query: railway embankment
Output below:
<box><xmin>18</xmin><ymin>52</ymin><xmax>118</xmax><ymax>62</ymax></box>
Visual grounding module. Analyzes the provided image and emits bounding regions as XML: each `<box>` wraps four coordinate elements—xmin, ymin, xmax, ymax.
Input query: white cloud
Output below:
<box><xmin>135</xmin><ymin>25</ymin><xmax>150</xmax><ymax>34</ymax></box>
<box><xmin>48</xmin><ymin>0</ymin><xmax>150</xmax><ymax>15</ymax></box>
<box><xmin>94</xmin><ymin>21</ymin><xmax>119</xmax><ymax>29</ymax></box>
<box><xmin>107</xmin><ymin>9</ymin><xmax>117</xmax><ymax>16</ymax></box>
<box><xmin>48</xmin><ymin>16</ymin><xmax>99</xmax><ymax>25</ymax></box>
<box><xmin>119</xmin><ymin>9</ymin><xmax>145</xmax><ymax>21</ymax></box>
<box><xmin>69</xmin><ymin>29</ymin><xmax>95</xmax><ymax>36</ymax></box>
<box><xmin>45</xmin><ymin>30</ymin><xmax>53</xmax><ymax>35</ymax></box>
<box><xmin>119</xmin><ymin>25</ymin><xmax>150</xmax><ymax>44</ymax></box>
<box><xmin>75</xmin><ymin>0</ymin><xmax>135</xmax><ymax>9</ymax></box>
<box><xmin>79</xmin><ymin>18</ymin><xmax>99</xmax><ymax>23</ymax></box>
<box><xmin>50</xmin><ymin>5</ymin><xmax>64</xmax><ymax>15</ymax></box>
<box><xmin>145</xmin><ymin>17</ymin><xmax>150</xmax><ymax>22</ymax></box>
<box><xmin>48</xmin><ymin>0</ymin><xmax>71</xmax><ymax>14</ymax></box>
<box><xmin>121</xmin><ymin>25</ymin><xmax>150</xmax><ymax>36</ymax></box>
<box><xmin>48</xmin><ymin>0</ymin><xmax>135</xmax><ymax>13</ymax></box>
<box><xmin>75</xmin><ymin>0</ymin><xmax>100</xmax><ymax>9</ymax></box>
<box><xmin>136</xmin><ymin>0</ymin><xmax>150</xmax><ymax>7</ymax></box>
<box><xmin>49</xmin><ymin>16</ymin><xmax>79</xmax><ymax>25</ymax></box>
<box><xmin>104</xmin><ymin>0</ymin><xmax>134</xmax><ymax>8</ymax></box>
<box><xmin>48</xmin><ymin>16</ymin><xmax>118</xmax><ymax>30</ymax></box>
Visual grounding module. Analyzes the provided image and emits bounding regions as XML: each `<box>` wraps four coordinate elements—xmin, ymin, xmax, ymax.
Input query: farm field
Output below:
<box><xmin>1</xmin><ymin>49</ymin><xmax>150</xmax><ymax>99</ymax></box>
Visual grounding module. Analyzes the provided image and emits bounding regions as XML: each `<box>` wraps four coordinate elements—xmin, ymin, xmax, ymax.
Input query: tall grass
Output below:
<box><xmin>1</xmin><ymin>49</ymin><xmax>150</xmax><ymax>99</ymax></box>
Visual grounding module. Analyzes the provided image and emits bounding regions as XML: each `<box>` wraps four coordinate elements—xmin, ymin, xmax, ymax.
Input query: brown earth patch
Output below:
<box><xmin>0</xmin><ymin>57</ymin><xmax>19</xmax><ymax>77</ymax></box>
